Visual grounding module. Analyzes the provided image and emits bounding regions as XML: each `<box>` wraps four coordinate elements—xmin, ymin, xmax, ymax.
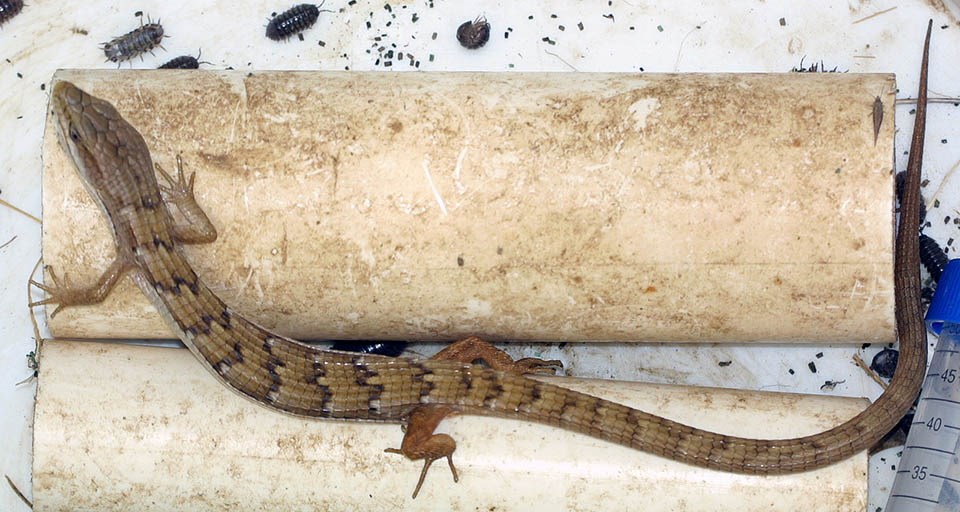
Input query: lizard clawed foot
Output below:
<box><xmin>510</xmin><ymin>357</ymin><xmax>564</xmax><ymax>376</ymax></box>
<box><xmin>29</xmin><ymin>266</ymin><xmax>78</xmax><ymax>318</ymax></box>
<box><xmin>384</xmin><ymin>405</ymin><xmax>459</xmax><ymax>499</ymax></box>
<box><xmin>29</xmin><ymin>259</ymin><xmax>131</xmax><ymax>318</ymax></box>
<box><xmin>156</xmin><ymin>154</ymin><xmax>197</xmax><ymax>204</ymax></box>
<box><xmin>155</xmin><ymin>154</ymin><xmax>218</xmax><ymax>245</ymax></box>
<box><xmin>384</xmin><ymin>446</ymin><xmax>458</xmax><ymax>499</ymax></box>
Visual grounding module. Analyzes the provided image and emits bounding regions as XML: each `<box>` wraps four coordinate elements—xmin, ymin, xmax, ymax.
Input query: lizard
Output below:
<box><xmin>34</xmin><ymin>22</ymin><xmax>930</xmax><ymax>499</ymax></box>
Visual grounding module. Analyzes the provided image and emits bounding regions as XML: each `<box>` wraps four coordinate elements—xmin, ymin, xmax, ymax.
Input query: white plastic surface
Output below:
<box><xmin>3</xmin><ymin>2</ymin><xmax>960</xmax><ymax>511</ymax></box>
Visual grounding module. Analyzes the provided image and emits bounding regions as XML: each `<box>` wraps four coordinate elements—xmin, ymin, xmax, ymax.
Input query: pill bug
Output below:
<box><xmin>870</xmin><ymin>348</ymin><xmax>899</xmax><ymax>379</ymax></box>
<box><xmin>102</xmin><ymin>16</ymin><xmax>166</xmax><ymax>64</ymax></box>
<box><xmin>895</xmin><ymin>170</ymin><xmax>927</xmax><ymax>225</ymax></box>
<box><xmin>158</xmin><ymin>50</ymin><xmax>211</xmax><ymax>69</ymax></box>
<box><xmin>0</xmin><ymin>0</ymin><xmax>24</xmax><ymax>27</ymax></box>
<box><xmin>919</xmin><ymin>233</ymin><xmax>948</xmax><ymax>283</ymax></box>
<box><xmin>457</xmin><ymin>16</ymin><xmax>490</xmax><ymax>49</ymax></box>
<box><xmin>872</xmin><ymin>92</ymin><xmax>884</xmax><ymax>146</ymax></box>
<box><xmin>266</xmin><ymin>4</ymin><xmax>320</xmax><ymax>41</ymax></box>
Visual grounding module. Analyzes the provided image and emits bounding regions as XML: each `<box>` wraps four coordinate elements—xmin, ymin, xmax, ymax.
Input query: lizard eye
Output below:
<box><xmin>68</xmin><ymin>124</ymin><xmax>81</xmax><ymax>142</ymax></box>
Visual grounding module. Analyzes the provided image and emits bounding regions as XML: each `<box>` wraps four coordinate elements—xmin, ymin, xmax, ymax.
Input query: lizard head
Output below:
<box><xmin>50</xmin><ymin>80</ymin><xmax>157</xmax><ymax>212</ymax></box>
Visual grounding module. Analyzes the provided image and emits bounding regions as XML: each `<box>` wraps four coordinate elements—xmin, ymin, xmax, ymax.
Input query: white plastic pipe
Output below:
<box><xmin>41</xmin><ymin>70</ymin><xmax>896</xmax><ymax>343</ymax></box>
<box><xmin>33</xmin><ymin>340</ymin><xmax>868</xmax><ymax>511</ymax></box>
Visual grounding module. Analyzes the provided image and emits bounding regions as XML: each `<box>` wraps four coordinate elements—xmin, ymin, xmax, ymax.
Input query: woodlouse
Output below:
<box><xmin>0</xmin><ymin>0</ymin><xmax>24</xmax><ymax>26</ymax></box>
<box><xmin>266</xmin><ymin>4</ymin><xmax>320</xmax><ymax>41</ymax></box>
<box><xmin>919</xmin><ymin>233</ymin><xmax>948</xmax><ymax>282</ymax></box>
<box><xmin>457</xmin><ymin>16</ymin><xmax>490</xmax><ymax>49</ymax></box>
<box><xmin>872</xmin><ymin>95</ymin><xmax>883</xmax><ymax>145</ymax></box>
<box><xmin>158</xmin><ymin>50</ymin><xmax>210</xmax><ymax>69</ymax></box>
<box><xmin>102</xmin><ymin>17</ymin><xmax>166</xmax><ymax>64</ymax></box>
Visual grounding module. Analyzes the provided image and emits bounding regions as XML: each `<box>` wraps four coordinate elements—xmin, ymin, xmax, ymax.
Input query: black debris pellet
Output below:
<box><xmin>266</xmin><ymin>4</ymin><xmax>321</xmax><ymax>41</ymax></box>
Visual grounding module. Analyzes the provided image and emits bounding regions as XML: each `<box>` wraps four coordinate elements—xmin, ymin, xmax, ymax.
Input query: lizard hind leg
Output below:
<box><xmin>384</xmin><ymin>405</ymin><xmax>459</xmax><ymax>499</ymax></box>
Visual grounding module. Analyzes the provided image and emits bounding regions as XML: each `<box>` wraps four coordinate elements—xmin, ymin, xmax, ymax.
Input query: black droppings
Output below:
<box><xmin>820</xmin><ymin>379</ymin><xmax>844</xmax><ymax>391</ymax></box>
<box><xmin>807</xmin><ymin>361</ymin><xmax>817</xmax><ymax>373</ymax></box>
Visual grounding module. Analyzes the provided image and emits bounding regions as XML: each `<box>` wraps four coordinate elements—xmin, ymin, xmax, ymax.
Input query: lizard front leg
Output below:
<box><xmin>155</xmin><ymin>154</ymin><xmax>217</xmax><ymax>244</ymax></box>
<box><xmin>32</xmin><ymin>154</ymin><xmax>215</xmax><ymax>317</ymax></box>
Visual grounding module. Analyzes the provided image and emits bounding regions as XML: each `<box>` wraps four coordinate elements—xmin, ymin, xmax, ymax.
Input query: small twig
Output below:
<box><xmin>0</xmin><ymin>198</ymin><xmax>41</xmax><ymax>224</ymax></box>
<box><xmin>851</xmin><ymin>6</ymin><xmax>897</xmax><ymax>25</ymax></box>
<box><xmin>852</xmin><ymin>353</ymin><xmax>887</xmax><ymax>390</ymax></box>
<box><xmin>24</xmin><ymin>258</ymin><xmax>46</xmax><ymax>384</ymax></box>
<box><xmin>0</xmin><ymin>235</ymin><xmax>15</xmax><ymax>250</ymax></box>
<box><xmin>544</xmin><ymin>50</ymin><xmax>578</xmax><ymax>71</ymax></box>
<box><xmin>896</xmin><ymin>97</ymin><xmax>960</xmax><ymax>105</ymax></box>
<box><xmin>5</xmin><ymin>474</ymin><xmax>32</xmax><ymax>509</ymax></box>
<box><xmin>674</xmin><ymin>21</ymin><xmax>706</xmax><ymax>72</ymax></box>
<box><xmin>927</xmin><ymin>157</ymin><xmax>960</xmax><ymax>209</ymax></box>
